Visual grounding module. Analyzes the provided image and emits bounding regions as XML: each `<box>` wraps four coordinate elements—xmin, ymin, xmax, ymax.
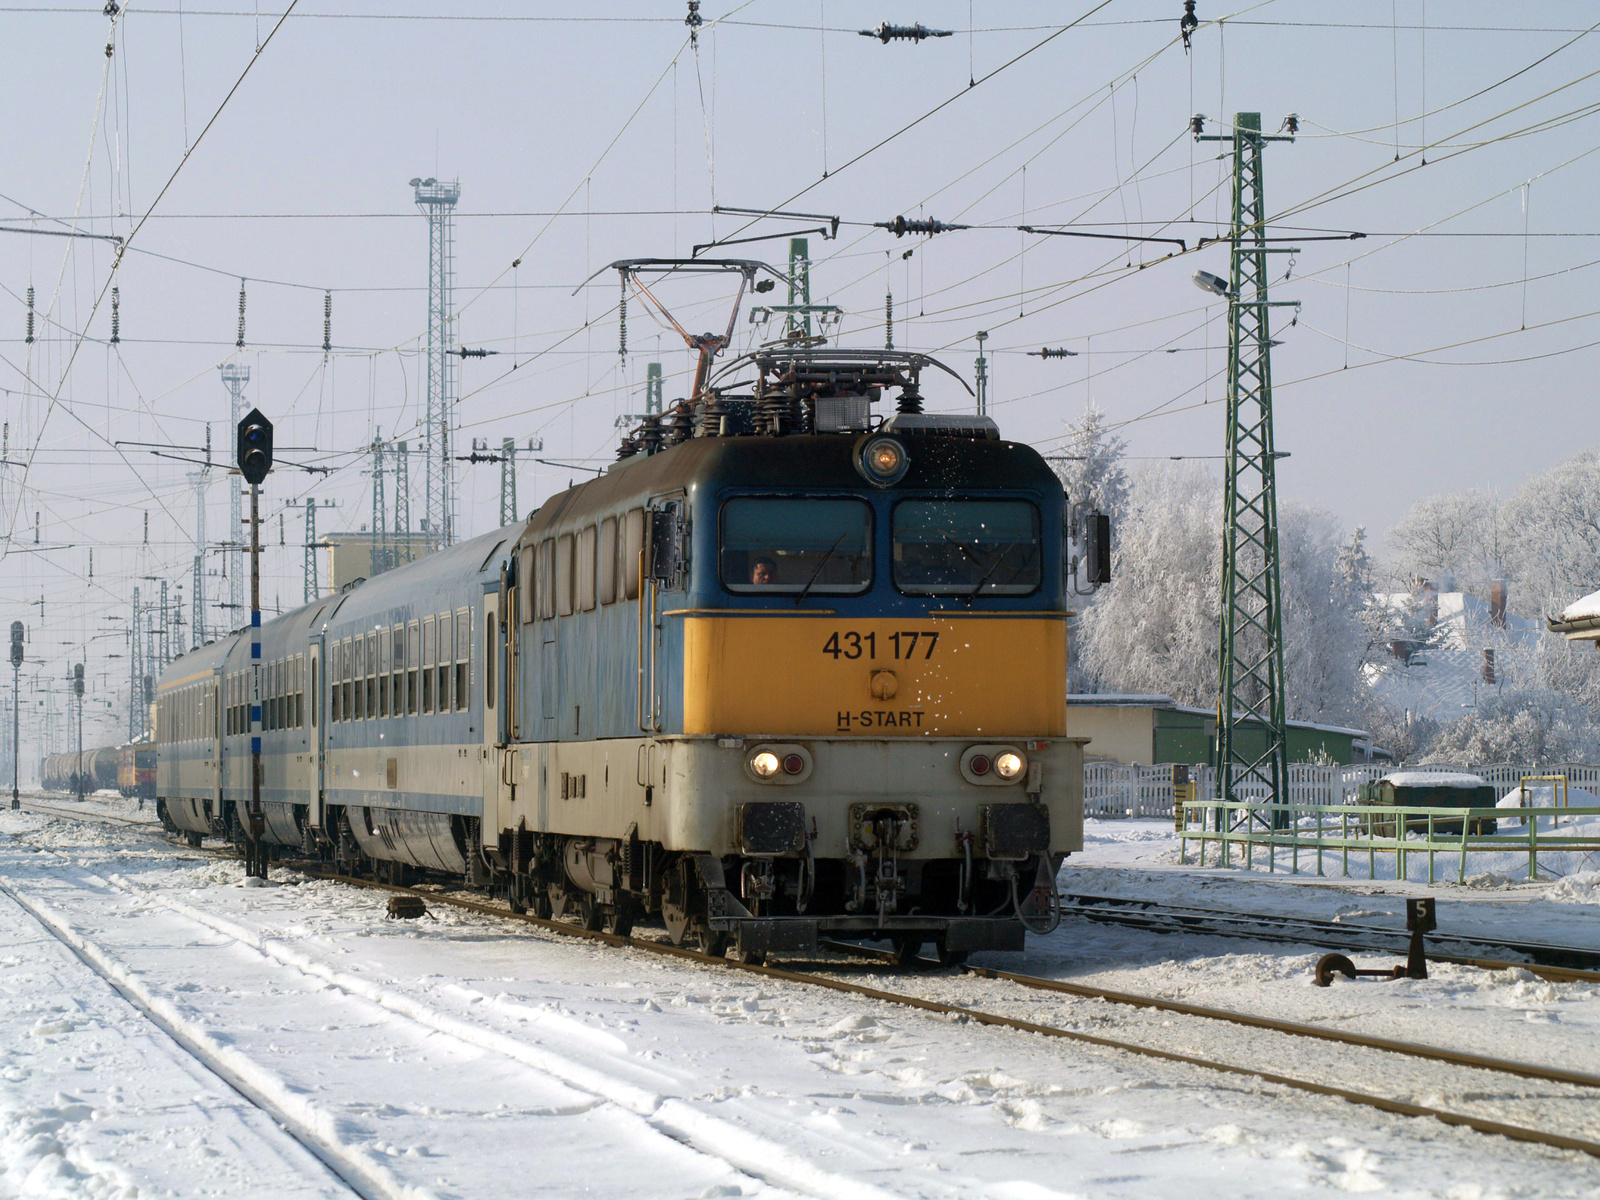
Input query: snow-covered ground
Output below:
<box><xmin>3</xmin><ymin>800</ymin><xmax>1600</xmax><ymax>1198</ymax></box>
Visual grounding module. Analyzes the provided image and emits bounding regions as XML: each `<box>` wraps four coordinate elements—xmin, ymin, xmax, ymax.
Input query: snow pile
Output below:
<box><xmin>1547</xmin><ymin>872</ymin><xmax>1600</xmax><ymax>905</ymax></box>
<box><xmin>1382</xmin><ymin>771</ymin><xmax>1487</xmax><ymax>788</ymax></box>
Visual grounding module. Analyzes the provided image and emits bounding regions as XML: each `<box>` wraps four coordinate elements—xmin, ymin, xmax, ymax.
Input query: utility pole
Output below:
<box><xmin>219</xmin><ymin>364</ymin><xmax>250</xmax><ymax>620</ymax></box>
<box><xmin>395</xmin><ymin>440</ymin><xmax>411</xmax><ymax>554</ymax></box>
<box><xmin>411</xmin><ymin>176</ymin><xmax>461</xmax><ymax>550</ymax></box>
<box><xmin>237</xmin><ymin>408</ymin><xmax>273</xmax><ymax>879</ymax></box>
<box><xmin>974</xmin><ymin>331</ymin><xmax>989</xmax><ymax>417</ymax></box>
<box><xmin>1195</xmin><ymin>111</ymin><xmax>1301</xmax><ymax>817</ymax></box>
<box><xmin>72</xmin><ymin>663</ymin><xmax>84</xmax><ymax>801</ymax></box>
<box><xmin>129</xmin><ymin>588</ymin><xmax>143</xmax><ymax>740</ymax></box>
<box><xmin>370</xmin><ymin>434</ymin><xmax>389</xmax><ymax>577</ymax></box>
<box><xmin>303</xmin><ymin>498</ymin><xmax>319</xmax><ymax>603</ymax></box>
<box><xmin>645</xmin><ymin>363</ymin><xmax>664</xmax><ymax>416</ymax></box>
<box><xmin>10</xmin><ymin>622</ymin><xmax>22</xmax><ymax>808</ymax></box>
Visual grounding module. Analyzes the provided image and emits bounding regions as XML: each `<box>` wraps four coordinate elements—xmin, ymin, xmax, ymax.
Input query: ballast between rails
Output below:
<box><xmin>1058</xmin><ymin>891</ymin><xmax>1600</xmax><ymax>977</ymax></box>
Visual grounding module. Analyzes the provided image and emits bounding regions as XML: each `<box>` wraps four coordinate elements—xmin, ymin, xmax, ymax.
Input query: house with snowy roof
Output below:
<box><xmin>1364</xmin><ymin>580</ymin><xmax>1544</xmax><ymax>723</ymax></box>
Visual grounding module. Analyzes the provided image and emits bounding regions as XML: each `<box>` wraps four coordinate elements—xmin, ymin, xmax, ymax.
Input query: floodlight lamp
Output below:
<box><xmin>1192</xmin><ymin>270</ymin><xmax>1230</xmax><ymax>297</ymax></box>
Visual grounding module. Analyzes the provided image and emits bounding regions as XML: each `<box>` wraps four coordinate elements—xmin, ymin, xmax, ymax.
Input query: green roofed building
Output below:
<box><xmin>1067</xmin><ymin>694</ymin><xmax>1388</xmax><ymax>767</ymax></box>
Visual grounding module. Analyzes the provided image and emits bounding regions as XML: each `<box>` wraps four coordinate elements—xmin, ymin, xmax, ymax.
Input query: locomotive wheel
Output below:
<box><xmin>933</xmin><ymin>937</ymin><xmax>969</xmax><ymax>968</ymax></box>
<box><xmin>505</xmin><ymin>874</ymin><xmax>529</xmax><ymax>915</ymax></box>
<box><xmin>576</xmin><ymin>894</ymin><xmax>605</xmax><ymax>932</ymax></box>
<box><xmin>530</xmin><ymin>887</ymin><xmax>554</xmax><ymax>920</ymax></box>
<box><xmin>662</xmin><ymin>864</ymin><xmax>693</xmax><ymax>946</ymax></box>
<box><xmin>723</xmin><ymin>941</ymin><xmax>765</xmax><ymax>966</ymax></box>
<box><xmin>185</xmin><ymin>831</ymin><xmax>203</xmax><ymax>848</ymax></box>
<box><xmin>697</xmin><ymin>926</ymin><xmax>729</xmax><ymax>957</ymax></box>
<box><xmin>891</xmin><ymin>937</ymin><xmax>926</xmax><ymax>967</ymax></box>
<box><xmin>602</xmin><ymin>903</ymin><xmax>636</xmax><ymax>938</ymax></box>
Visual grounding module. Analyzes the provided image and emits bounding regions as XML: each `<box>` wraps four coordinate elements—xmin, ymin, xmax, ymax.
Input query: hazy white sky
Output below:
<box><xmin>4</xmin><ymin>0</ymin><xmax>1599</xmax><ymax>739</ymax></box>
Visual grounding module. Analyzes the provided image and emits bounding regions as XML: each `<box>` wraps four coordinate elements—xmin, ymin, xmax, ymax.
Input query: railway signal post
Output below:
<box><xmin>73</xmin><ymin>663</ymin><xmax>84</xmax><ymax>801</ymax></box>
<box><xmin>10</xmin><ymin>621</ymin><xmax>22</xmax><ymax>808</ymax></box>
<box><xmin>237</xmin><ymin>408</ymin><xmax>274</xmax><ymax>878</ymax></box>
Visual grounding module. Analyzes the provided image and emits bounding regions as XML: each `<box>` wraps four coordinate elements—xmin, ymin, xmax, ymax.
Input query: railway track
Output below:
<box><xmin>13</xmin><ymin>800</ymin><xmax>1600</xmax><ymax>1162</ymax></box>
<box><xmin>1060</xmin><ymin>890</ymin><xmax>1600</xmax><ymax>978</ymax></box>
<box><xmin>311</xmin><ymin>873</ymin><xmax>1600</xmax><ymax>1161</ymax></box>
<box><xmin>18</xmin><ymin>794</ymin><xmax>160</xmax><ymax>829</ymax></box>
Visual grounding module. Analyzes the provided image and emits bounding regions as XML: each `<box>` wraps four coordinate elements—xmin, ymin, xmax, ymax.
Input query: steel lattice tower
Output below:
<box><xmin>412</xmin><ymin>177</ymin><xmax>460</xmax><ymax>548</ymax></box>
<box><xmin>219</xmin><ymin>364</ymin><xmax>250</xmax><ymax>620</ymax></box>
<box><xmin>1199</xmin><ymin>112</ymin><xmax>1298</xmax><ymax>811</ymax></box>
<box><xmin>370</xmin><ymin>435</ymin><xmax>389</xmax><ymax>577</ymax></box>
<box><xmin>129</xmin><ymin>587</ymin><xmax>143</xmax><ymax>740</ymax></box>
<box><xmin>303</xmin><ymin>498</ymin><xmax>319</xmax><ymax>604</ymax></box>
<box><xmin>188</xmin><ymin>471</ymin><xmax>209</xmax><ymax>648</ymax></box>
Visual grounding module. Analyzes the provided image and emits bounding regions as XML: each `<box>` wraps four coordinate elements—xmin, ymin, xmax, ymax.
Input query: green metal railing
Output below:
<box><xmin>1178</xmin><ymin>799</ymin><xmax>1600</xmax><ymax>884</ymax></box>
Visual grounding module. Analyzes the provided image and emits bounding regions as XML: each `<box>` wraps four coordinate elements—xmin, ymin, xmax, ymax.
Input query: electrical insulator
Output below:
<box><xmin>875</xmin><ymin>215</ymin><xmax>968</xmax><ymax>238</ymax></box>
<box><xmin>858</xmin><ymin>22</ymin><xmax>951</xmax><ymax>42</ymax></box>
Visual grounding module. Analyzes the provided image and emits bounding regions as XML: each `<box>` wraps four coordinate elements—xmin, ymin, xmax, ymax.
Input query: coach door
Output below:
<box><xmin>308</xmin><ymin>641</ymin><xmax>324</xmax><ymax>831</ymax></box>
<box><xmin>209</xmin><ymin>668</ymin><xmax>224</xmax><ymax>813</ymax></box>
<box><xmin>484</xmin><ymin>588</ymin><xmax>515</xmax><ymax>843</ymax></box>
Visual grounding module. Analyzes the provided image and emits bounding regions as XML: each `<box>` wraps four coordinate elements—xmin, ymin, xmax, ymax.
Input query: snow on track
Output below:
<box><xmin>7</xmin><ymin>809</ymin><xmax>1600</xmax><ymax>1198</ymax></box>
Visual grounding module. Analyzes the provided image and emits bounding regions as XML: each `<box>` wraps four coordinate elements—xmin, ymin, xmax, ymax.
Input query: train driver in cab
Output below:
<box><xmin>750</xmin><ymin>556</ymin><xmax>778</xmax><ymax>586</ymax></box>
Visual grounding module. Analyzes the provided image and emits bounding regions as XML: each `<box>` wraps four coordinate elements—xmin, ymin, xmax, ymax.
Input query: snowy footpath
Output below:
<box><xmin>2</xmin><ymin>805</ymin><xmax>1599</xmax><ymax>1199</ymax></box>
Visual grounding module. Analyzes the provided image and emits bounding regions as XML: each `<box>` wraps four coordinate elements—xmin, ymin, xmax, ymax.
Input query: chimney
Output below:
<box><xmin>1483</xmin><ymin>647</ymin><xmax>1496</xmax><ymax>685</ymax></box>
<box><xmin>1414</xmin><ymin>578</ymin><xmax>1438</xmax><ymax>627</ymax></box>
<box><xmin>1390</xmin><ymin>639</ymin><xmax>1410</xmax><ymax>662</ymax></box>
<box><xmin>1490</xmin><ymin>580</ymin><xmax>1507</xmax><ymax>628</ymax></box>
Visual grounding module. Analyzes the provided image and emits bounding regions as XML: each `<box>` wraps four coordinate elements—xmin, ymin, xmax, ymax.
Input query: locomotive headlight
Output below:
<box><xmin>854</xmin><ymin>434</ymin><xmax>910</xmax><ymax>487</ymax></box>
<box><xmin>751</xmin><ymin>751</ymin><xmax>781</xmax><ymax>778</ymax></box>
<box><xmin>994</xmin><ymin>752</ymin><xmax>1025</xmax><ymax>780</ymax></box>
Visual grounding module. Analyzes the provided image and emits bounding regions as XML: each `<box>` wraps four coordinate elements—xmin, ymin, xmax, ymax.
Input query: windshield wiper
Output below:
<box><xmin>795</xmin><ymin>533</ymin><xmax>849</xmax><ymax>606</ymax></box>
<box><xmin>964</xmin><ymin>539</ymin><xmax>1022</xmax><ymax>605</ymax></box>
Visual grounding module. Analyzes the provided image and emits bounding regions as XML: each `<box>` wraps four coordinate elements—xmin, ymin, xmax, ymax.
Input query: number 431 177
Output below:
<box><xmin>821</xmin><ymin>630</ymin><xmax>939</xmax><ymax>660</ymax></box>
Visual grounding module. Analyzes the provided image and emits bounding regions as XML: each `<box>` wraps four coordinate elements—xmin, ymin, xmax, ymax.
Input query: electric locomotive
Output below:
<box><xmin>491</xmin><ymin>342</ymin><xmax>1086</xmax><ymax>962</ymax></box>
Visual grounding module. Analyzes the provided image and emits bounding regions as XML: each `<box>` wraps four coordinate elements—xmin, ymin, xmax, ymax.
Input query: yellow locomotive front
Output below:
<box><xmin>494</xmin><ymin>346</ymin><xmax>1098</xmax><ymax>963</ymax></box>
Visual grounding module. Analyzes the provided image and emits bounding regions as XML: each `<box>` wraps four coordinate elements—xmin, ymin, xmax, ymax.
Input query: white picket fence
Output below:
<box><xmin>1082</xmin><ymin>761</ymin><xmax>1600</xmax><ymax>819</ymax></box>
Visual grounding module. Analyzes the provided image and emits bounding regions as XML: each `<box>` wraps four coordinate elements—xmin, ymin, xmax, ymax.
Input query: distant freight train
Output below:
<box><xmin>41</xmin><ymin>743</ymin><xmax>154</xmax><ymax>799</ymax></box>
<box><xmin>154</xmin><ymin>274</ymin><xmax>1106</xmax><ymax>963</ymax></box>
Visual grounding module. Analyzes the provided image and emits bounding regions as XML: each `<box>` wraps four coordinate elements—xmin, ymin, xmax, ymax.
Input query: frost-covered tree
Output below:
<box><xmin>1421</xmin><ymin>687</ymin><xmax>1600</xmax><ymax>766</ymax></box>
<box><xmin>1052</xmin><ymin>404</ymin><xmax>1129</xmax><ymax>524</ymax></box>
<box><xmin>1385</xmin><ymin>489</ymin><xmax>1502</xmax><ymax>595</ymax></box>
<box><xmin>1076</xmin><ymin>463</ymin><xmax>1219</xmax><ymax>705</ymax></box>
<box><xmin>1076</xmin><ymin>463</ymin><xmax>1368</xmax><ymax>723</ymax></box>
<box><xmin>1501</xmin><ymin>449</ymin><xmax>1600</xmax><ymax>617</ymax></box>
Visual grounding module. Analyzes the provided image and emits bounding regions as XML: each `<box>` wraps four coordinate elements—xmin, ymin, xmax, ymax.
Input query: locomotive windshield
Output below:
<box><xmin>892</xmin><ymin>499</ymin><xmax>1042</xmax><ymax>596</ymax></box>
<box><xmin>720</xmin><ymin>497</ymin><xmax>872</xmax><ymax>594</ymax></box>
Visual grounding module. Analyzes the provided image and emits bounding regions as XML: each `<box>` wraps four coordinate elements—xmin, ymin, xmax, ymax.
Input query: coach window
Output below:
<box><xmin>343</xmin><ymin>638</ymin><xmax>356</xmax><ymax>722</ymax></box>
<box><xmin>363</xmin><ymin>634</ymin><xmax>377</xmax><ymax>719</ymax></box>
<box><xmin>437</xmin><ymin>612</ymin><xmax>453</xmax><ymax>712</ymax></box>
<box><xmin>892</xmin><ymin>499</ymin><xmax>1042</xmax><ymax>597</ymax></box>
<box><xmin>484</xmin><ymin>611</ymin><xmax>496</xmax><ymax>709</ymax></box>
<box><xmin>296</xmin><ymin>655</ymin><xmax>304</xmax><ymax>728</ymax></box>
<box><xmin>597</xmin><ymin>517</ymin><xmax>618</xmax><ymax>605</ymax></box>
<box><xmin>556</xmin><ymin>533</ymin><xmax>575</xmax><ymax>616</ymax></box>
<box><xmin>720</xmin><ymin>498</ymin><xmax>873</xmax><ymax>595</ymax></box>
<box><xmin>422</xmin><ymin>616</ymin><xmax>436</xmax><ymax>714</ymax></box>
<box><xmin>519</xmin><ymin>546</ymin><xmax>537</xmax><ymax>623</ymax></box>
<box><xmin>377</xmin><ymin>633</ymin><xmax>390</xmax><ymax>718</ymax></box>
<box><xmin>538</xmin><ymin>539</ymin><xmax>556</xmax><ymax>619</ymax></box>
<box><xmin>620</xmin><ymin>508</ymin><xmax>644</xmax><ymax>601</ymax></box>
<box><xmin>392</xmin><ymin>625</ymin><xmax>406</xmax><ymax>717</ymax></box>
<box><xmin>356</xmin><ymin>638</ymin><xmax>368</xmax><ymax>721</ymax></box>
<box><xmin>311</xmin><ymin>655</ymin><xmax>319</xmax><ymax>727</ymax></box>
<box><xmin>407</xmin><ymin>621</ymin><xmax>421</xmax><ymax>714</ymax></box>
<box><xmin>455</xmin><ymin>608</ymin><xmax>470</xmax><ymax>710</ymax></box>
<box><xmin>577</xmin><ymin>526</ymin><xmax>598</xmax><ymax>612</ymax></box>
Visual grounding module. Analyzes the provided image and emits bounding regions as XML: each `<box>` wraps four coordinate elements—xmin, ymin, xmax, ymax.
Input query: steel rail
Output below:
<box><xmin>307</xmin><ymin>871</ymin><xmax>1600</xmax><ymax>1161</ymax></box>
<box><xmin>1060</xmin><ymin>892</ymin><xmax>1600</xmax><ymax>978</ymax></box>
<box><xmin>17</xmin><ymin>804</ymin><xmax>1600</xmax><ymax>1159</ymax></box>
<box><xmin>20</xmin><ymin>797</ymin><xmax>158</xmax><ymax>829</ymax></box>
<box><xmin>0</xmin><ymin>870</ymin><xmax>378</xmax><ymax>1199</ymax></box>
